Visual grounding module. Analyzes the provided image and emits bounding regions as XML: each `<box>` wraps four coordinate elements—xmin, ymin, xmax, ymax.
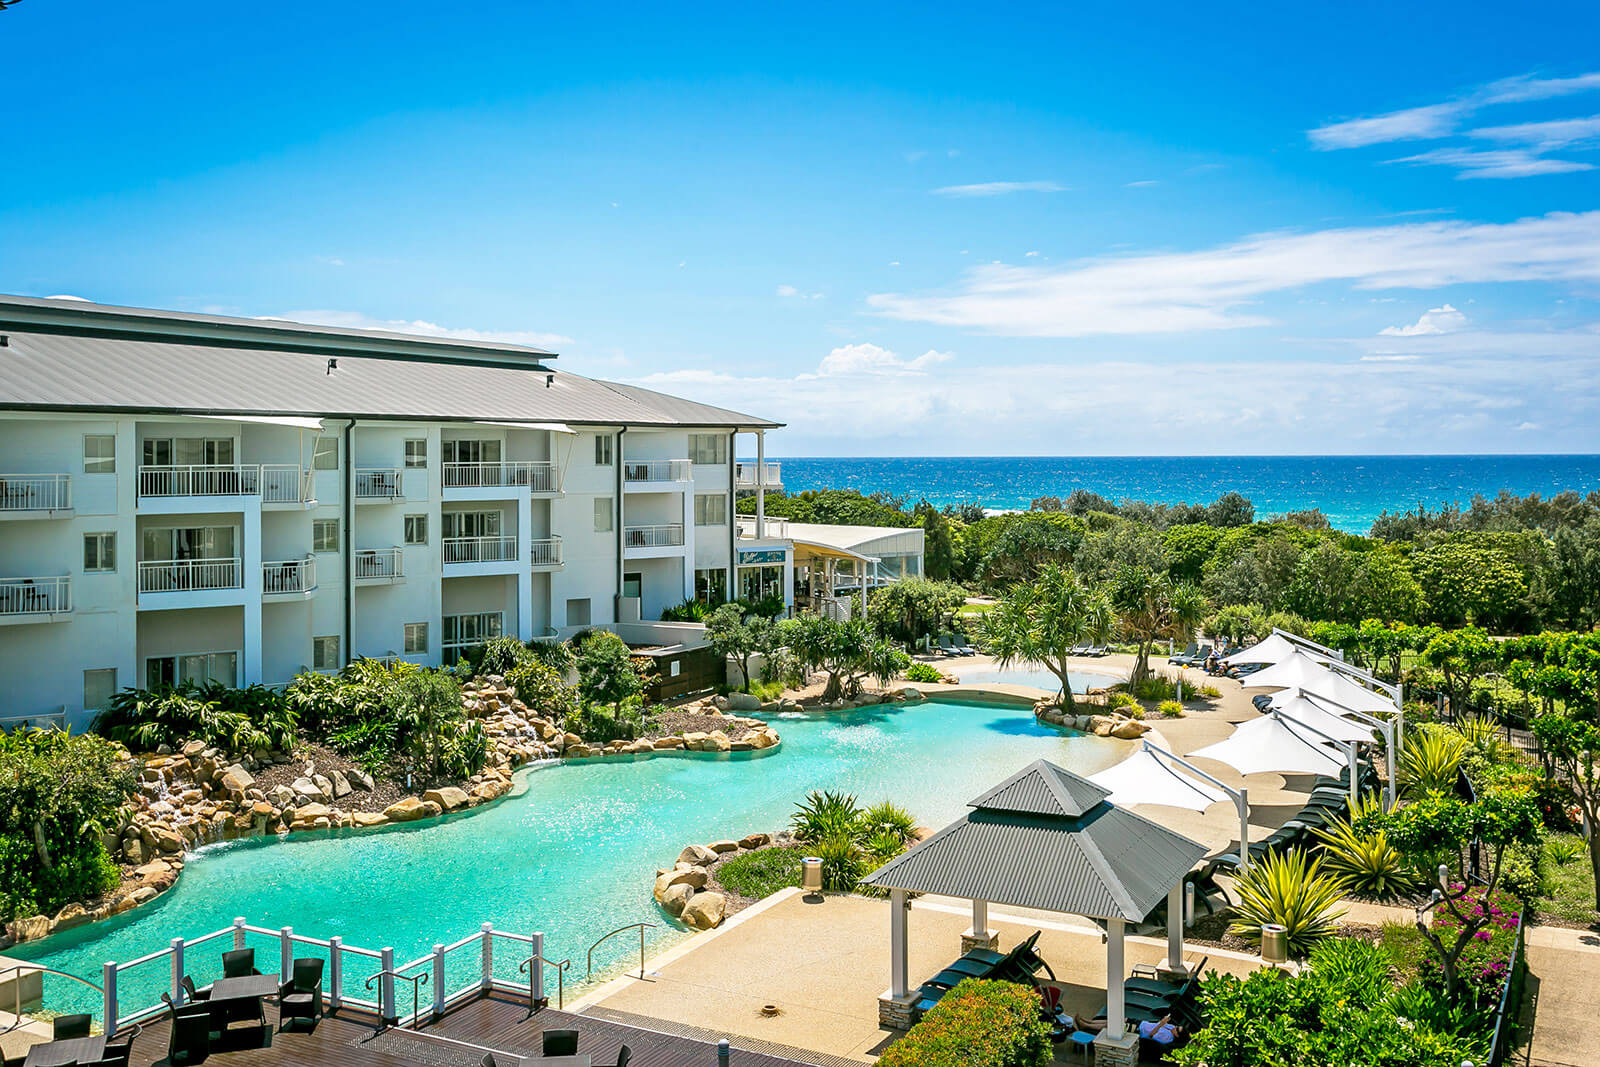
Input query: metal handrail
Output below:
<box><xmin>0</xmin><ymin>964</ymin><xmax>105</xmax><ymax>1036</ymax></box>
<box><xmin>519</xmin><ymin>954</ymin><xmax>569</xmax><ymax>1012</ymax></box>
<box><xmin>365</xmin><ymin>968</ymin><xmax>428</xmax><ymax>1029</ymax></box>
<box><xmin>586</xmin><ymin>922</ymin><xmax>656</xmax><ymax>982</ymax></box>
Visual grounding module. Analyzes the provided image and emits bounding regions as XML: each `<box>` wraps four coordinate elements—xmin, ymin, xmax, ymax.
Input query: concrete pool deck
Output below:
<box><xmin>572</xmin><ymin>889</ymin><xmax>1268</xmax><ymax>1062</ymax></box>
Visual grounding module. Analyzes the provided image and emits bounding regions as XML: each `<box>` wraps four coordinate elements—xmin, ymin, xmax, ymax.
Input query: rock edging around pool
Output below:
<box><xmin>651</xmin><ymin>832</ymin><xmax>784</xmax><ymax>932</ymax></box>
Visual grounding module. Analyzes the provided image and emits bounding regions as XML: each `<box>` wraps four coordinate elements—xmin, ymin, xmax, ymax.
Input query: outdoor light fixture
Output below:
<box><xmin>326</xmin><ymin>358</ymin><xmax>338</xmax><ymax>374</ymax></box>
<box><xmin>545</xmin><ymin>373</ymin><xmax>555</xmax><ymax>388</ymax></box>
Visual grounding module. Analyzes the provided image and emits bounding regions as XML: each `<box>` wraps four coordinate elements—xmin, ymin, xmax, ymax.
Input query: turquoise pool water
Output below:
<box><xmin>14</xmin><ymin>695</ymin><xmax>1125</xmax><ymax>1016</ymax></box>
<box><xmin>953</xmin><ymin>665</ymin><xmax>1123</xmax><ymax>692</ymax></box>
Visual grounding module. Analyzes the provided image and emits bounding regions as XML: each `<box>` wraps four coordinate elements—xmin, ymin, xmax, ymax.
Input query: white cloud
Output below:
<box><xmin>866</xmin><ymin>211</ymin><xmax>1600</xmax><ymax>338</ymax></box>
<box><xmin>1380</xmin><ymin>303</ymin><xmax>1468</xmax><ymax>336</ymax></box>
<box><xmin>1126</xmin><ymin>180</ymin><xmax>1160</xmax><ymax>187</ymax></box>
<box><xmin>274</xmin><ymin>309</ymin><xmax>572</xmax><ymax>350</ymax></box>
<box><xmin>814</xmin><ymin>343</ymin><xmax>953</xmax><ymax>377</ymax></box>
<box><xmin>776</xmin><ymin>284</ymin><xmax>823</xmax><ymax>300</ymax></box>
<box><xmin>1469</xmin><ymin>115</ymin><xmax>1600</xmax><ymax>149</ymax></box>
<box><xmin>1390</xmin><ymin>146</ymin><xmax>1594</xmax><ymax>179</ymax></box>
<box><xmin>1024</xmin><ymin>251</ymin><xmax>1040</xmax><ymax>257</ymax></box>
<box><xmin>930</xmin><ymin>180</ymin><xmax>1066</xmax><ymax>198</ymax></box>
<box><xmin>1309</xmin><ymin>71</ymin><xmax>1600</xmax><ymax>149</ymax></box>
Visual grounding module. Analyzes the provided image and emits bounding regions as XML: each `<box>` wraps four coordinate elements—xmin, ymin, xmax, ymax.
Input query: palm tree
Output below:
<box><xmin>976</xmin><ymin>563</ymin><xmax>1113</xmax><ymax>709</ymax></box>
<box><xmin>1112</xmin><ymin>566</ymin><xmax>1208</xmax><ymax>685</ymax></box>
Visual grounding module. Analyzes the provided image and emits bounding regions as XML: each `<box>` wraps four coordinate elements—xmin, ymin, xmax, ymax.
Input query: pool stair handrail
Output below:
<box><xmin>519</xmin><ymin>951</ymin><xmax>570</xmax><ymax>1012</ymax></box>
<box><xmin>72</xmin><ymin>917</ymin><xmax>559</xmax><ymax>1037</ymax></box>
<box><xmin>586</xmin><ymin>922</ymin><xmax>657</xmax><ymax>983</ymax></box>
<box><xmin>0</xmin><ymin>964</ymin><xmax>104</xmax><ymax>1036</ymax></box>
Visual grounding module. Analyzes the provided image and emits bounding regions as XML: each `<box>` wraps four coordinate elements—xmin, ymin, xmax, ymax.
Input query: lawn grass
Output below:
<box><xmin>715</xmin><ymin>846</ymin><xmax>803</xmax><ymax>900</ymax></box>
<box><xmin>1539</xmin><ymin>832</ymin><xmax>1599</xmax><ymax>928</ymax></box>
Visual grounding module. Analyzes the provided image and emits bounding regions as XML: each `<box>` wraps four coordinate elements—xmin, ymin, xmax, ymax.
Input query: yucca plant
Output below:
<box><xmin>859</xmin><ymin>800</ymin><xmax>917</xmax><ymax>848</ymax></box>
<box><xmin>1312</xmin><ymin>795</ymin><xmax>1416</xmax><ymax>899</ymax></box>
<box><xmin>813</xmin><ymin>832</ymin><xmax>867</xmax><ymax>891</ymax></box>
<box><xmin>1546</xmin><ymin>836</ymin><xmax>1585</xmax><ymax>866</ymax></box>
<box><xmin>1399</xmin><ymin>724</ymin><xmax>1467</xmax><ymax>798</ymax></box>
<box><xmin>1228</xmin><ymin>848</ymin><xmax>1351</xmax><ymax>958</ymax></box>
<box><xmin>1454</xmin><ymin>713</ymin><xmax>1515</xmax><ymax>765</ymax></box>
<box><xmin>790</xmin><ymin>790</ymin><xmax>864</xmax><ymax>842</ymax></box>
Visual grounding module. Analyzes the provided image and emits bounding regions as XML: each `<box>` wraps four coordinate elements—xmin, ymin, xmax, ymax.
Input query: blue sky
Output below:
<box><xmin>2</xmin><ymin>1</ymin><xmax>1598</xmax><ymax>456</ymax></box>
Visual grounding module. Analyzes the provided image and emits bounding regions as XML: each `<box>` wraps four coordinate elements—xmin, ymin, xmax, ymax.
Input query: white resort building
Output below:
<box><xmin>0</xmin><ymin>295</ymin><xmax>814</xmax><ymax>730</ymax></box>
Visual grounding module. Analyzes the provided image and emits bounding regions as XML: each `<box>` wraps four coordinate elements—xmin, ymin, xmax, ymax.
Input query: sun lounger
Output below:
<box><xmin>1168</xmin><ymin>643</ymin><xmax>1199</xmax><ymax>665</ymax></box>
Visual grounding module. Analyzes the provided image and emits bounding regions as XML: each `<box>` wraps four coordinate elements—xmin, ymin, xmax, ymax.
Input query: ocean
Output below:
<box><xmin>768</xmin><ymin>455</ymin><xmax>1600</xmax><ymax>534</ymax></box>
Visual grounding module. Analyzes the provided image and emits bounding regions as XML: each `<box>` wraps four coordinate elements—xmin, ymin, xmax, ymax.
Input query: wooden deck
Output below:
<box><xmin>113</xmin><ymin>993</ymin><xmax>820</xmax><ymax>1067</ymax></box>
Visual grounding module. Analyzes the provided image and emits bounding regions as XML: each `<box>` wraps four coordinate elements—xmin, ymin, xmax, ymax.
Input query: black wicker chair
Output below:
<box><xmin>542</xmin><ymin>1029</ymin><xmax>580</xmax><ymax>1056</ymax></box>
<box><xmin>278</xmin><ymin>957</ymin><xmax>324</xmax><ymax>1031</ymax></box>
<box><xmin>53</xmin><ymin>1014</ymin><xmax>92</xmax><ymax>1040</ymax></box>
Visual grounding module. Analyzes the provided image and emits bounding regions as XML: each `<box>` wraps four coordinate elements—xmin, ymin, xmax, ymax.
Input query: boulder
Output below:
<box><xmin>627</xmin><ymin>739</ymin><xmax>656</xmax><ymax>754</ymax></box>
<box><xmin>1110</xmin><ymin>717</ymin><xmax>1150</xmax><ymax>740</ymax></box>
<box><xmin>659</xmin><ymin>882</ymin><xmax>695</xmax><ymax>917</ymax></box>
<box><xmin>290</xmin><ymin>777</ymin><xmax>325</xmax><ymax>801</ymax></box>
<box><xmin>384</xmin><ymin>797</ymin><xmax>434</xmax><ymax>823</ymax></box>
<box><xmin>9</xmin><ymin>914</ymin><xmax>52</xmax><ymax>941</ymax></box>
<box><xmin>707</xmin><ymin>840</ymin><xmax>740</xmax><ymax>854</ymax></box>
<box><xmin>653</xmin><ymin>867</ymin><xmax>706</xmax><ymax>896</ymax></box>
<box><xmin>726</xmin><ymin>692</ymin><xmax>762</xmax><ymax>711</ymax></box>
<box><xmin>328</xmin><ymin>770</ymin><xmax>353</xmax><ymax>798</ymax></box>
<box><xmin>122</xmin><ymin>837</ymin><xmax>147</xmax><ymax>865</ymax></box>
<box><xmin>747</xmin><ymin>730</ymin><xmax>778</xmax><ymax>750</ymax></box>
<box><xmin>152</xmin><ymin>827</ymin><xmax>185</xmax><ymax>854</ymax></box>
<box><xmin>352</xmin><ymin>812</ymin><xmax>389</xmax><ymax>828</ymax></box>
<box><xmin>423</xmin><ymin>787</ymin><xmax>471</xmax><ymax>812</ymax></box>
<box><xmin>53</xmin><ymin>903</ymin><xmax>90</xmax><ymax>931</ymax></box>
<box><xmin>681</xmin><ymin>891</ymin><xmax>726</xmax><ymax>930</ymax></box>
<box><xmin>677</xmin><ymin>843</ymin><xmax>718</xmax><ymax>866</ymax></box>
<box><xmin>350</xmin><ymin>769</ymin><xmax>375</xmax><ymax>791</ymax></box>
<box><xmin>738</xmin><ymin>832</ymin><xmax>771</xmax><ymax>850</ymax></box>
<box><xmin>128</xmin><ymin>887</ymin><xmax>158</xmax><ymax>906</ymax></box>
<box><xmin>181</xmin><ymin>740</ymin><xmax>207</xmax><ymax>759</ymax></box>
<box><xmin>705</xmin><ymin>731</ymin><xmax>732</xmax><ymax>753</ymax></box>
<box><xmin>711</xmin><ymin>695</ymin><xmax>731</xmax><ymax>711</ymax></box>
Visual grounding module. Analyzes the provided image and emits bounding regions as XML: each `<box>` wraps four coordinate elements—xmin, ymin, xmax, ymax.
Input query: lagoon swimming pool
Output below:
<box><xmin>952</xmin><ymin>665</ymin><xmax>1124</xmax><ymax>693</ymax></box>
<box><xmin>15</xmin><ymin>694</ymin><xmax>1127</xmax><ymax>1016</ymax></box>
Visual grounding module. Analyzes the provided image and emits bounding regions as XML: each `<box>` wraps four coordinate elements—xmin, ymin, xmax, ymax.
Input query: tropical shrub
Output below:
<box><xmin>660</xmin><ymin>597</ymin><xmax>712</xmax><ymax>622</ymax></box>
<box><xmin>791</xmin><ymin>790</ymin><xmax>865</xmax><ymax>842</ymax></box>
<box><xmin>977</xmin><ymin>563</ymin><xmax>1113</xmax><ymax>708</ymax></box>
<box><xmin>1312</xmin><ymin>795</ymin><xmax>1415</xmax><ymax>898</ymax></box>
<box><xmin>504</xmin><ymin>659</ymin><xmax>579</xmax><ymax>720</ymax></box>
<box><xmin>1157</xmin><ymin>699</ymin><xmax>1185</xmax><ymax>718</ymax></box>
<box><xmin>1228</xmin><ymin>848</ymin><xmax>1351</xmax><ymax>957</ymax></box>
<box><xmin>0</xmin><ymin>729</ymin><xmax>135</xmax><ymax>922</ymax></box>
<box><xmin>96</xmin><ymin>682</ymin><xmax>297</xmax><ymax>754</ymax></box>
<box><xmin>285</xmin><ymin>660</ymin><xmax>482</xmax><ymax>778</ymax></box>
<box><xmin>789</xmin><ymin>791</ymin><xmax>918</xmax><ymax>891</ymax></box>
<box><xmin>1131</xmin><ymin>672</ymin><xmax>1181</xmax><ymax>702</ymax></box>
<box><xmin>877</xmin><ymin>978</ymin><xmax>1052</xmax><ymax>1067</ymax></box>
<box><xmin>860</xmin><ymin>800</ymin><xmax>918</xmax><ymax>847</ymax></box>
<box><xmin>903</xmin><ymin>663</ymin><xmax>943</xmax><ymax>684</ymax></box>
<box><xmin>1546</xmin><ymin>836</ymin><xmax>1584</xmax><ymax>866</ymax></box>
<box><xmin>574</xmin><ymin>631</ymin><xmax>651</xmax><ymax>712</ymax></box>
<box><xmin>1399</xmin><ymin>724</ymin><xmax>1467</xmax><ymax>798</ymax></box>
<box><xmin>867</xmin><ymin>578</ymin><xmax>968</xmax><ymax>644</ymax></box>
<box><xmin>475</xmin><ymin>635</ymin><xmax>532</xmax><ymax>677</ymax></box>
<box><xmin>813</xmin><ymin>832</ymin><xmax>867</xmax><ymax>891</ymax></box>
<box><xmin>1106</xmin><ymin>691</ymin><xmax>1140</xmax><ymax>711</ymax></box>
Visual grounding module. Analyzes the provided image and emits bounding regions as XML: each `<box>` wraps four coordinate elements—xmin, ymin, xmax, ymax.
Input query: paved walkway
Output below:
<box><xmin>1517</xmin><ymin>924</ymin><xmax>1600</xmax><ymax>1067</ymax></box>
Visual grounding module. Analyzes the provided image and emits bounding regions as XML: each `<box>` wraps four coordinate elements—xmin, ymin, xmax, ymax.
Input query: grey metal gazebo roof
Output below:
<box><xmin>861</xmin><ymin>760</ymin><xmax>1208</xmax><ymax>922</ymax></box>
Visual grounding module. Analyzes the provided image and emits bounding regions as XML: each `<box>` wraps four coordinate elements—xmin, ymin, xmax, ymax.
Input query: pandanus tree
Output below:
<box><xmin>1111</xmin><ymin>565</ymin><xmax>1208</xmax><ymax>686</ymax></box>
<box><xmin>976</xmin><ymin>563</ymin><xmax>1113</xmax><ymax>710</ymax></box>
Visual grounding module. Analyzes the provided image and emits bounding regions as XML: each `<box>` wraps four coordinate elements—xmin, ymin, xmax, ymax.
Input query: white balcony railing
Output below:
<box><xmin>0</xmin><ymin>576</ymin><xmax>71</xmax><ymax>616</ymax></box>
<box><xmin>443</xmin><ymin>536</ymin><xmax>520</xmax><ymax>565</ymax></box>
<box><xmin>624</xmin><ymin>523</ymin><xmax>685</xmax><ymax>549</ymax></box>
<box><xmin>354</xmin><ymin>468</ymin><xmax>404</xmax><ymax>500</ymax></box>
<box><xmin>529</xmin><ymin>536</ymin><xmax>563</xmax><ymax>567</ymax></box>
<box><xmin>0</xmin><ymin>474</ymin><xmax>71</xmax><ymax>512</ymax></box>
<box><xmin>353</xmin><ymin>547</ymin><xmax>403</xmax><ymax>581</ymax></box>
<box><xmin>443</xmin><ymin>461</ymin><xmax>558</xmax><ymax>493</ymax></box>
<box><xmin>735</xmin><ymin>462</ymin><xmax>781</xmax><ymax>487</ymax></box>
<box><xmin>260</xmin><ymin>465</ymin><xmax>314</xmax><ymax>504</ymax></box>
<box><xmin>623</xmin><ymin>459</ymin><xmax>691</xmax><ymax>483</ymax></box>
<box><xmin>139</xmin><ymin>465</ymin><xmax>260</xmax><ymax>497</ymax></box>
<box><xmin>736</xmin><ymin>516</ymin><xmax>790</xmax><ymax>539</ymax></box>
<box><xmin>262</xmin><ymin>555</ymin><xmax>316</xmax><ymax>595</ymax></box>
<box><xmin>138</xmin><ymin>557</ymin><xmax>243</xmax><ymax>594</ymax></box>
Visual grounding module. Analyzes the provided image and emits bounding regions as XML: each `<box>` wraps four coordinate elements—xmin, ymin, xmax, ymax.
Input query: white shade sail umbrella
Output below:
<box><xmin>1267</xmin><ymin>690</ymin><xmax>1379</xmax><ymax>744</ymax></box>
<box><xmin>1190</xmin><ymin>712</ymin><xmax>1346</xmax><ymax>777</ymax></box>
<box><xmin>1241</xmin><ymin>652</ymin><xmax>1397</xmax><ymax>714</ymax></box>
<box><xmin>1089</xmin><ymin>747</ymin><xmax>1231</xmax><ymax>812</ymax></box>
<box><xmin>1223</xmin><ymin>632</ymin><xmax>1319</xmax><ymax>667</ymax></box>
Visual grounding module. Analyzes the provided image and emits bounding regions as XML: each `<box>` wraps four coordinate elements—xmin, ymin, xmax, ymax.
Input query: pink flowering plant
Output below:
<box><xmin>1424</xmin><ymin>885</ymin><xmax>1522</xmax><ymax>1010</ymax></box>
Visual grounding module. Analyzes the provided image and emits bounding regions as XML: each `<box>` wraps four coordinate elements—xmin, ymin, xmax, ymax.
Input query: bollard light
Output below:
<box><xmin>1261</xmin><ymin>923</ymin><xmax>1289</xmax><ymax>966</ymax></box>
<box><xmin>801</xmin><ymin>856</ymin><xmax>823</xmax><ymax>893</ymax></box>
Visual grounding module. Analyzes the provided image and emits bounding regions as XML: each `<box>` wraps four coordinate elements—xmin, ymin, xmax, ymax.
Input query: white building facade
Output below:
<box><xmin>0</xmin><ymin>296</ymin><xmax>791</xmax><ymax>730</ymax></box>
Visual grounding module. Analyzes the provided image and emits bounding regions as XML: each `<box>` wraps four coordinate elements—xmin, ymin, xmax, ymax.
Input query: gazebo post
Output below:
<box><xmin>1160</xmin><ymin>881</ymin><xmax>1187</xmax><ymax>979</ymax></box>
<box><xmin>1096</xmin><ymin>917</ymin><xmax>1139</xmax><ymax>1065</ymax></box>
<box><xmin>962</xmin><ymin>898</ymin><xmax>996</xmax><ymax>953</ymax></box>
<box><xmin>889</xmin><ymin>888</ymin><xmax>909</xmax><ymax>998</ymax></box>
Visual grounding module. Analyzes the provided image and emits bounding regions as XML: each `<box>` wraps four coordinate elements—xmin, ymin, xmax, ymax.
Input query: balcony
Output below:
<box><xmin>260</xmin><ymin>466</ymin><xmax>315</xmax><ymax>507</ymax></box>
<box><xmin>137</xmin><ymin>558</ymin><xmax>243</xmax><ymax>608</ymax></box>
<box><xmin>354</xmin><ymin>468</ymin><xmax>405</xmax><ymax>503</ymax></box>
<box><xmin>529</xmin><ymin>536</ymin><xmax>564</xmax><ymax>570</ymax></box>
<box><xmin>623</xmin><ymin>459</ymin><xmax>691</xmax><ymax>488</ymax></box>
<box><xmin>0</xmin><ymin>474</ymin><xmax>72</xmax><ymax>518</ymax></box>
<box><xmin>262</xmin><ymin>555</ymin><xmax>317</xmax><ymax>598</ymax></box>
<box><xmin>139</xmin><ymin>464</ymin><xmax>259</xmax><ymax>498</ymax></box>
<box><xmin>737</xmin><ymin>516</ymin><xmax>790</xmax><ymax>540</ymax></box>
<box><xmin>735</xmin><ymin>462</ymin><xmax>782</xmax><ymax>488</ymax></box>
<box><xmin>0</xmin><ymin>576</ymin><xmax>72</xmax><ymax>624</ymax></box>
<box><xmin>624</xmin><ymin>523</ymin><xmax>685</xmax><ymax>552</ymax></box>
<box><xmin>443</xmin><ymin>536</ymin><xmax>520</xmax><ymax>565</ymax></box>
<box><xmin>443</xmin><ymin>461</ymin><xmax>558</xmax><ymax>495</ymax></box>
<box><xmin>353</xmin><ymin>547</ymin><xmax>404</xmax><ymax>583</ymax></box>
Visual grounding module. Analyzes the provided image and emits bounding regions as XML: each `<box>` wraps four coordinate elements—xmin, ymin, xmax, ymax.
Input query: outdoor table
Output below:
<box><xmin>208</xmin><ymin>974</ymin><xmax>280</xmax><ymax>1003</ymax></box>
<box><xmin>24</xmin><ymin>1035</ymin><xmax>107</xmax><ymax>1066</ymax></box>
<box><xmin>525</xmin><ymin>1056</ymin><xmax>590</xmax><ymax>1067</ymax></box>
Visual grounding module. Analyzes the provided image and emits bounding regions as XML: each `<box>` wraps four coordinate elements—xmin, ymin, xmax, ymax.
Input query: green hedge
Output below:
<box><xmin>878</xmin><ymin>979</ymin><xmax>1051</xmax><ymax>1067</ymax></box>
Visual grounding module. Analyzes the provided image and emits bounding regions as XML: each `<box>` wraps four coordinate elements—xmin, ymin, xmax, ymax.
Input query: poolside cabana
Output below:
<box><xmin>861</xmin><ymin>760</ymin><xmax>1207</xmax><ymax>1065</ymax></box>
<box><xmin>1241</xmin><ymin>651</ymin><xmax>1397</xmax><ymax>715</ymax></box>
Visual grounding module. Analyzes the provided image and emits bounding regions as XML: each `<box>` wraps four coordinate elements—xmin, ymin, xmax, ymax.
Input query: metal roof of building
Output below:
<box><xmin>0</xmin><ymin>329</ymin><xmax>781</xmax><ymax>429</ymax></box>
<box><xmin>862</xmin><ymin>759</ymin><xmax>1208</xmax><ymax>921</ymax></box>
<box><xmin>777</xmin><ymin>522</ymin><xmax>924</xmax><ymax>552</ymax></box>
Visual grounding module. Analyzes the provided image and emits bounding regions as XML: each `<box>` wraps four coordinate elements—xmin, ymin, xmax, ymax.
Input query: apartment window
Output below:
<box><xmin>689</xmin><ymin>433</ymin><xmax>727</xmax><ymax>466</ymax></box>
<box><xmin>313</xmin><ymin>519</ymin><xmax>340</xmax><ymax>552</ymax></box>
<box><xmin>442</xmin><ymin>612</ymin><xmax>503</xmax><ymax>659</ymax></box>
<box><xmin>144</xmin><ymin>437</ymin><xmax>234</xmax><ymax>466</ymax></box>
<box><xmin>313</xmin><ymin>636</ymin><xmax>341</xmax><ymax>671</ymax></box>
<box><xmin>441</xmin><ymin>439</ymin><xmax>501</xmax><ymax>463</ymax></box>
<box><xmin>404</xmin><ymin>439</ymin><xmax>428</xmax><ymax>469</ymax></box>
<box><xmin>83</xmin><ymin>669</ymin><xmax>117</xmax><ymax>711</ymax></box>
<box><xmin>695</xmin><ymin>568</ymin><xmax>728</xmax><ymax>605</ymax></box>
<box><xmin>623</xmin><ymin>571</ymin><xmax>643</xmax><ymax>600</ymax></box>
<box><xmin>404</xmin><ymin>514</ymin><xmax>428</xmax><ymax>546</ymax></box>
<box><xmin>147</xmin><ymin>652</ymin><xmax>237</xmax><ymax>689</ymax></box>
<box><xmin>83</xmin><ymin>532</ymin><xmax>116</xmax><ymax>572</ymax></box>
<box><xmin>83</xmin><ymin>435</ymin><xmax>116</xmax><ymax>473</ymax></box>
<box><xmin>594</xmin><ymin>496</ymin><xmax>613</xmax><ymax>532</ymax></box>
<box><xmin>565</xmin><ymin>598</ymin><xmax>592</xmax><ymax>627</ymax></box>
<box><xmin>312</xmin><ymin>436</ymin><xmax>338</xmax><ymax>470</ymax></box>
<box><xmin>441</xmin><ymin>510</ymin><xmax>501</xmax><ymax>538</ymax></box>
<box><xmin>404</xmin><ymin>623</ymin><xmax>428</xmax><ymax>655</ymax></box>
<box><xmin>141</xmin><ymin>525</ymin><xmax>235</xmax><ymax>562</ymax></box>
<box><xmin>694</xmin><ymin>493</ymin><xmax>727</xmax><ymax>526</ymax></box>
<box><xmin>594</xmin><ymin>434</ymin><xmax>614</xmax><ymax>466</ymax></box>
